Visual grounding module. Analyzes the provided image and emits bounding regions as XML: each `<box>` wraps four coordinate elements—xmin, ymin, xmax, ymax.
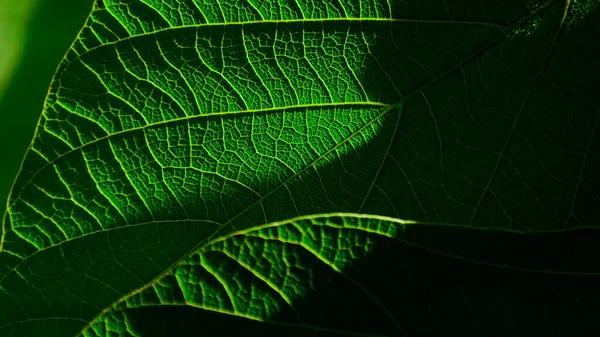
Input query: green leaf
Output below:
<box><xmin>1</xmin><ymin>0</ymin><xmax>599</xmax><ymax>336</ymax></box>
<box><xmin>0</xmin><ymin>0</ymin><xmax>94</xmax><ymax>209</ymax></box>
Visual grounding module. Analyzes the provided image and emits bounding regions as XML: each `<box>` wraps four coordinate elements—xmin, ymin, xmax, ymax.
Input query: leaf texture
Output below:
<box><xmin>1</xmin><ymin>0</ymin><xmax>599</xmax><ymax>336</ymax></box>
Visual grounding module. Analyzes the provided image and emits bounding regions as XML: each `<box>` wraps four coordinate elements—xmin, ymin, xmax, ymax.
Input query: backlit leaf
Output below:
<box><xmin>1</xmin><ymin>0</ymin><xmax>599</xmax><ymax>336</ymax></box>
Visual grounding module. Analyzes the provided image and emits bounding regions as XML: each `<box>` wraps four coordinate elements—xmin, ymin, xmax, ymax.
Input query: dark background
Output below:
<box><xmin>1</xmin><ymin>2</ymin><xmax>599</xmax><ymax>336</ymax></box>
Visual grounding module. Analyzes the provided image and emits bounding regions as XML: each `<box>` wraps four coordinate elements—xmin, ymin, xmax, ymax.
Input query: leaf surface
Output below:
<box><xmin>1</xmin><ymin>0</ymin><xmax>599</xmax><ymax>336</ymax></box>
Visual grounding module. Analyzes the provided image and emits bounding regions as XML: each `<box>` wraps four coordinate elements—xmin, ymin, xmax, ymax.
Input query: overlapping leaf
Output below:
<box><xmin>1</xmin><ymin>0</ymin><xmax>599</xmax><ymax>336</ymax></box>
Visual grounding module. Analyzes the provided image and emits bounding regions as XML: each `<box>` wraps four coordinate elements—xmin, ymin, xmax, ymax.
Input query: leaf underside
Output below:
<box><xmin>1</xmin><ymin>0</ymin><xmax>599</xmax><ymax>336</ymax></box>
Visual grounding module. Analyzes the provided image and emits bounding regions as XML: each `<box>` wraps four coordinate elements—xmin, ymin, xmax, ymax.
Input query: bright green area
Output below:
<box><xmin>0</xmin><ymin>0</ymin><xmax>94</xmax><ymax>216</ymax></box>
<box><xmin>0</xmin><ymin>0</ymin><xmax>599</xmax><ymax>336</ymax></box>
<box><xmin>0</xmin><ymin>0</ymin><xmax>36</xmax><ymax>97</ymax></box>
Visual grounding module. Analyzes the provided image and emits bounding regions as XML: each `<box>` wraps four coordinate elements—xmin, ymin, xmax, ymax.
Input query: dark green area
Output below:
<box><xmin>0</xmin><ymin>1</ymin><xmax>599</xmax><ymax>336</ymax></box>
<box><xmin>0</xmin><ymin>0</ymin><xmax>93</xmax><ymax>210</ymax></box>
<box><xmin>123</xmin><ymin>226</ymin><xmax>600</xmax><ymax>337</ymax></box>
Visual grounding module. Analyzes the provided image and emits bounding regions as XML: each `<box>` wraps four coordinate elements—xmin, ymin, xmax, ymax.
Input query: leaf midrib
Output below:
<box><xmin>0</xmin><ymin>0</ymin><xmax>557</xmax><ymax>251</ymax></box>
<box><xmin>104</xmin><ymin>5</ymin><xmax>563</xmax><ymax>334</ymax></box>
<box><xmin>0</xmin><ymin>0</ymin><xmax>558</xmax><ymax>265</ymax></box>
<box><xmin>0</xmin><ymin>0</ymin><xmax>568</xmax><ymax>334</ymax></box>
